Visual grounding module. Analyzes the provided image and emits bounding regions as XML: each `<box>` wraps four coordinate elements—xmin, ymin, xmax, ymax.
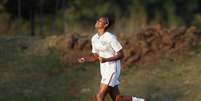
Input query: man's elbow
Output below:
<box><xmin>119</xmin><ymin>49</ymin><xmax>124</xmax><ymax>59</ymax></box>
<box><xmin>121</xmin><ymin>53</ymin><xmax>124</xmax><ymax>59</ymax></box>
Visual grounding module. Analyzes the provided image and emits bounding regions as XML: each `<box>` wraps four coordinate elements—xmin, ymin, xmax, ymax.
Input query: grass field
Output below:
<box><xmin>0</xmin><ymin>37</ymin><xmax>201</xmax><ymax>101</ymax></box>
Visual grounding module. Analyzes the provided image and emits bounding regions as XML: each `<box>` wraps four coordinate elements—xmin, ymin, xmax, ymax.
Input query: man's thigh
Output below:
<box><xmin>108</xmin><ymin>85</ymin><xmax>120</xmax><ymax>101</ymax></box>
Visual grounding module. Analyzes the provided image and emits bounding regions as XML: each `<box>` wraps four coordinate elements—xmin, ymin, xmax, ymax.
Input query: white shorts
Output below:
<box><xmin>100</xmin><ymin>60</ymin><xmax>121</xmax><ymax>87</ymax></box>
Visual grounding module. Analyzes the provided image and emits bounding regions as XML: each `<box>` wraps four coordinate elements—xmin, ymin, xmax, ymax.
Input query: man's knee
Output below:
<box><xmin>96</xmin><ymin>92</ymin><xmax>104</xmax><ymax>99</ymax></box>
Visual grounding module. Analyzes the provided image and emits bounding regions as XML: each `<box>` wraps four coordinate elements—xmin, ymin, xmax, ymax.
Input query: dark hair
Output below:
<box><xmin>104</xmin><ymin>17</ymin><xmax>109</xmax><ymax>27</ymax></box>
<box><xmin>101</xmin><ymin>16</ymin><xmax>115</xmax><ymax>29</ymax></box>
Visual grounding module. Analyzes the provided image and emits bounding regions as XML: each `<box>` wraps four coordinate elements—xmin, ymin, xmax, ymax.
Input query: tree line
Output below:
<box><xmin>0</xmin><ymin>0</ymin><xmax>201</xmax><ymax>36</ymax></box>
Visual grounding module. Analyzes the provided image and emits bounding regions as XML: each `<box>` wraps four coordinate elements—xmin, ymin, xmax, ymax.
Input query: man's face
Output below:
<box><xmin>95</xmin><ymin>18</ymin><xmax>106</xmax><ymax>29</ymax></box>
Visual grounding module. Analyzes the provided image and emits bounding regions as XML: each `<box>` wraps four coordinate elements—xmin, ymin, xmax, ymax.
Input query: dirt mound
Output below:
<box><xmin>28</xmin><ymin>26</ymin><xmax>201</xmax><ymax>66</ymax></box>
<box><xmin>123</xmin><ymin>26</ymin><xmax>200</xmax><ymax>66</ymax></box>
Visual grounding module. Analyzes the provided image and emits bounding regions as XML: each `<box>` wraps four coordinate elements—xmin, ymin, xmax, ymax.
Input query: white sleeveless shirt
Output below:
<box><xmin>91</xmin><ymin>32</ymin><xmax>122</xmax><ymax>87</ymax></box>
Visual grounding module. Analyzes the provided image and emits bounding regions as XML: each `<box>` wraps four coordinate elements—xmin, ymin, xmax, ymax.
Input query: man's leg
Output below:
<box><xmin>108</xmin><ymin>85</ymin><xmax>132</xmax><ymax>101</ymax></box>
<box><xmin>96</xmin><ymin>83</ymin><xmax>109</xmax><ymax>101</ymax></box>
<box><xmin>108</xmin><ymin>85</ymin><xmax>120</xmax><ymax>101</ymax></box>
<box><xmin>108</xmin><ymin>85</ymin><xmax>147</xmax><ymax>101</ymax></box>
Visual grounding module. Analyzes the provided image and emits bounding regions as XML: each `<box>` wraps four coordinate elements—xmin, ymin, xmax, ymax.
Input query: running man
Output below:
<box><xmin>78</xmin><ymin>17</ymin><xmax>147</xmax><ymax>101</ymax></box>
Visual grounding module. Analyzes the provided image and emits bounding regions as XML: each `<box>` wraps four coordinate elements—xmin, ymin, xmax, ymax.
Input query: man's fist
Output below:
<box><xmin>78</xmin><ymin>57</ymin><xmax>86</xmax><ymax>63</ymax></box>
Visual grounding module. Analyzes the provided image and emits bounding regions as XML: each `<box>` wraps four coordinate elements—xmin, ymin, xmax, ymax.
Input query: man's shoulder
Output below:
<box><xmin>91</xmin><ymin>33</ymin><xmax>98</xmax><ymax>40</ymax></box>
<box><xmin>105</xmin><ymin>32</ymin><xmax>117</xmax><ymax>39</ymax></box>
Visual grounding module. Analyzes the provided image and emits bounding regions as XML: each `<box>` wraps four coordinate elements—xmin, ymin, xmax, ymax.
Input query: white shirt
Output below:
<box><xmin>91</xmin><ymin>32</ymin><xmax>122</xmax><ymax>86</ymax></box>
<box><xmin>91</xmin><ymin>32</ymin><xmax>122</xmax><ymax>58</ymax></box>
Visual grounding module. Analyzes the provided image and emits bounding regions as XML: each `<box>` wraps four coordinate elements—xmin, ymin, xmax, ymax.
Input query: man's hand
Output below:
<box><xmin>98</xmin><ymin>57</ymin><xmax>107</xmax><ymax>63</ymax></box>
<box><xmin>78</xmin><ymin>57</ymin><xmax>86</xmax><ymax>63</ymax></box>
<box><xmin>78</xmin><ymin>53</ymin><xmax>99</xmax><ymax>63</ymax></box>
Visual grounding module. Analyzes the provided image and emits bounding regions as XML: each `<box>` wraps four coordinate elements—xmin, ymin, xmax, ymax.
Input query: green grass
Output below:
<box><xmin>0</xmin><ymin>39</ymin><xmax>201</xmax><ymax>101</ymax></box>
<box><xmin>0</xmin><ymin>46</ymin><xmax>100</xmax><ymax>101</ymax></box>
<box><xmin>119</xmin><ymin>45</ymin><xmax>201</xmax><ymax>101</ymax></box>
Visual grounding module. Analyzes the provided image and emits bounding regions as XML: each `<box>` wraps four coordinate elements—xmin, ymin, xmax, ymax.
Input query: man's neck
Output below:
<box><xmin>97</xmin><ymin>29</ymin><xmax>106</xmax><ymax>37</ymax></box>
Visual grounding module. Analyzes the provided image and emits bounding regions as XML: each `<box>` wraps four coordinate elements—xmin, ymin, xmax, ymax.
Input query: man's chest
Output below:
<box><xmin>94</xmin><ymin>38</ymin><xmax>111</xmax><ymax>51</ymax></box>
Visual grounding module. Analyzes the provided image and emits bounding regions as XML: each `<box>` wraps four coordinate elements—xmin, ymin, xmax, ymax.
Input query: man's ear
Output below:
<box><xmin>105</xmin><ymin>24</ymin><xmax>108</xmax><ymax>27</ymax></box>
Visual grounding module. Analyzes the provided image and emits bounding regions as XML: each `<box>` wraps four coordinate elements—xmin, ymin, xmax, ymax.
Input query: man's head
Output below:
<box><xmin>95</xmin><ymin>17</ymin><xmax>110</xmax><ymax>30</ymax></box>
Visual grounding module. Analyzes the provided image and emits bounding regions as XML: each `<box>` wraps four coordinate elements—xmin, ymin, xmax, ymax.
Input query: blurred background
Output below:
<box><xmin>0</xmin><ymin>0</ymin><xmax>201</xmax><ymax>36</ymax></box>
<box><xmin>0</xmin><ymin>0</ymin><xmax>201</xmax><ymax>101</ymax></box>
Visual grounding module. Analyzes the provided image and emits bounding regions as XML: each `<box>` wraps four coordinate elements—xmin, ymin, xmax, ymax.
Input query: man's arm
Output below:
<box><xmin>78</xmin><ymin>53</ymin><xmax>99</xmax><ymax>63</ymax></box>
<box><xmin>99</xmin><ymin>49</ymin><xmax>124</xmax><ymax>63</ymax></box>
